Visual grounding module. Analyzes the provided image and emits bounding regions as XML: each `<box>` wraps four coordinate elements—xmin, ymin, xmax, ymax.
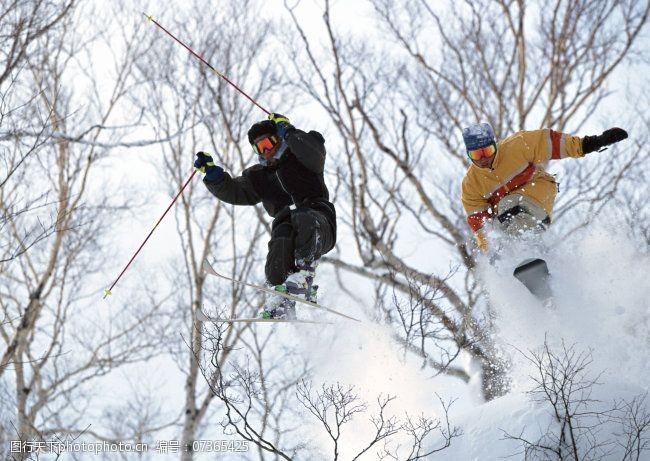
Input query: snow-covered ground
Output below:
<box><xmin>290</xmin><ymin>224</ymin><xmax>649</xmax><ymax>460</ymax></box>
<box><xmin>443</xmin><ymin>225</ymin><xmax>650</xmax><ymax>460</ymax></box>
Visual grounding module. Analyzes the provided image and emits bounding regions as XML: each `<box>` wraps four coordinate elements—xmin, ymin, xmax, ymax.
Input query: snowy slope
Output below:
<box><xmin>259</xmin><ymin>225</ymin><xmax>649</xmax><ymax>460</ymax></box>
<box><xmin>439</xmin><ymin>225</ymin><xmax>650</xmax><ymax>460</ymax></box>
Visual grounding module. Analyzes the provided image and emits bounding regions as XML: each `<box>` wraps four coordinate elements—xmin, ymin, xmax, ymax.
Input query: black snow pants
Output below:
<box><xmin>265</xmin><ymin>202</ymin><xmax>336</xmax><ymax>286</ymax></box>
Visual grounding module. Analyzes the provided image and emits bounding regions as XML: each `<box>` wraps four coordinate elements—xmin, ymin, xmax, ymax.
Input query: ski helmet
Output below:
<box><xmin>248</xmin><ymin>120</ymin><xmax>276</xmax><ymax>144</ymax></box>
<box><xmin>462</xmin><ymin>123</ymin><xmax>496</xmax><ymax>151</ymax></box>
<box><xmin>247</xmin><ymin>119</ymin><xmax>289</xmax><ymax>165</ymax></box>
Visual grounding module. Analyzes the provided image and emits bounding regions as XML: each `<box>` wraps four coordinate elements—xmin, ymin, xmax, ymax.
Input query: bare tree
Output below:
<box><xmin>386</xmin><ymin>272</ymin><xmax>470</xmax><ymax>382</ymax></box>
<box><xmin>197</xmin><ymin>323</ymin><xmax>307</xmax><ymax>460</ymax></box>
<box><xmin>0</xmin><ymin>0</ymin><xmax>176</xmax><ymax>454</ymax></box>
<box><xmin>616</xmin><ymin>393</ymin><xmax>650</xmax><ymax>461</ymax></box>
<box><xmin>397</xmin><ymin>403</ymin><xmax>461</xmax><ymax>461</ymax></box>
<box><xmin>0</xmin><ymin>0</ymin><xmax>75</xmax><ymax>88</ymax></box>
<box><xmin>0</xmin><ymin>86</ymin><xmax>58</xmax><ymax>264</ymax></box>
<box><xmin>502</xmin><ymin>339</ymin><xmax>650</xmax><ymax>460</ymax></box>
<box><xmin>198</xmin><ymin>324</ymin><xmax>460</xmax><ymax>460</ymax></box>
<box><xmin>0</xmin><ymin>0</ymin><xmax>76</xmax><ymax>264</ymax></box>
<box><xmin>296</xmin><ymin>381</ymin><xmax>400</xmax><ymax>460</ymax></box>
<box><xmin>284</xmin><ymin>0</ymin><xmax>650</xmax><ymax>400</ymax></box>
<box><xmin>131</xmin><ymin>1</ymin><xmax>303</xmax><ymax>458</ymax></box>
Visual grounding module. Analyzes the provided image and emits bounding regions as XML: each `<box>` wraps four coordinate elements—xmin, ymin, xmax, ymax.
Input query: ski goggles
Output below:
<box><xmin>252</xmin><ymin>135</ymin><xmax>279</xmax><ymax>156</ymax></box>
<box><xmin>467</xmin><ymin>144</ymin><xmax>496</xmax><ymax>161</ymax></box>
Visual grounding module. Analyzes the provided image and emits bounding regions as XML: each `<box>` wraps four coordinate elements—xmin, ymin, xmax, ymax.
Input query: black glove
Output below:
<box><xmin>268</xmin><ymin>113</ymin><xmax>295</xmax><ymax>140</ymax></box>
<box><xmin>194</xmin><ymin>152</ymin><xmax>224</xmax><ymax>182</ymax></box>
<box><xmin>582</xmin><ymin>127</ymin><xmax>628</xmax><ymax>154</ymax></box>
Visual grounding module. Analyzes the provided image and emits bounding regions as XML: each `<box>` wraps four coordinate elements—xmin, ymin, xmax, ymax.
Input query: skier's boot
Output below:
<box><xmin>259</xmin><ymin>260</ymin><xmax>319</xmax><ymax>320</ymax></box>
<box><xmin>260</xmin><ymin>289</ymin><xmax>296</xmax><ymax>320</ymax></box>
<box><xmin>284</xmin><ymin>259</ymin><xmax>318</xmax><ymax>303</ymax></box>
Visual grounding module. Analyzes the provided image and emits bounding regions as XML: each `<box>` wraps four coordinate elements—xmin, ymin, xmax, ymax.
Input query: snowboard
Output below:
<box><xmin>513</xmin><ymin>258</ymin><xmax>553</xmax><ymax>302</ymax></box>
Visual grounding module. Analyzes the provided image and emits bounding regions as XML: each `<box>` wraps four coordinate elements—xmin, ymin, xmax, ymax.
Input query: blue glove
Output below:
<box><xmin>268</xmin><ymin>113</ymin><xmax>295</xmax><ymax>140</ymax></box>
<box><xmin>194</xmin><ymin>152</ymin><xmax>224</xmax><ymax>182</ymax></box>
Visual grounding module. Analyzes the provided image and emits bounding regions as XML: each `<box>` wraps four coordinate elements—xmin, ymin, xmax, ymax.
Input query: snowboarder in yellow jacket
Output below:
<box><xmin>460</xmin><ymin>123</ymin><xmax>628</xmax><ymax>252</ymax></box>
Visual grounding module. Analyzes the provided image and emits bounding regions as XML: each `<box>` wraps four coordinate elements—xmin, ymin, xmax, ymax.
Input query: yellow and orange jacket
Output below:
<box><xmin>461</xmin><ymin>129</ymin><xmax>584</xmax><ymax>251</ymax></box>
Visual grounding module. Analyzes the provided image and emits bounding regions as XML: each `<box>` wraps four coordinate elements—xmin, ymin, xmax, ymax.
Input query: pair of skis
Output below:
<box><xmin>199</xmin><ymin>260</ymin><xmax>361</xmax><ymax>324</ymax></box>
<box><xmin>200</xmin><ymin>257</ymin><xmax>552</xmax><ymax>324</ymax></box>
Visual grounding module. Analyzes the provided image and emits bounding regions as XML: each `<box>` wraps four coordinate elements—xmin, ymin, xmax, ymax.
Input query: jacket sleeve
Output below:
<box><xmin>461</xmin><ymin>177</ymin><xmax>492</xmax><ymax>252</ymax></box>
<box><xmin>204</xmin><ymin>168</ymin><xmax>261</xmax><ymax>206</ymax></box>
<box><xmin>462</xmin><ymin>178</ymin><xmax>492</xmax><ymax>231</ymax></box>
<box><xmin>285</xmin><ymin>129</ymin><xmax>326</xmax><ymax>173</ymax></box>
<box><xmin>522</xmin><ymin>129</ymin><xmax>584</xmax><ymax>163</ymax></box>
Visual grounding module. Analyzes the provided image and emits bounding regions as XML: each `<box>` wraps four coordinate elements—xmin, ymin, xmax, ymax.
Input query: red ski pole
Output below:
<box><xmin>103</xmin><ymin>170</ymin><xmax>197</xmax><ymax>298</ymax></box>
<box><xmin>143</xmin><ymin>13</ymin><xmax>270</xmax><ymax>115</ymax></box>
<box><xmin>105</xmin><ymin>13</ymin><xmax>272</xmax><ymax>298</ymax></box>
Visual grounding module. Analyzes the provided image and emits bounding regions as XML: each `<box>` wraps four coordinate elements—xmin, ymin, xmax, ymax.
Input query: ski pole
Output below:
<box><xmin>106</xmin><ymin>14</ymin><xmax>272</xmax><ymax>298</ymax></box>
<box><xmin>143</xmin><ymin>13</ymin><xmax>270</xmax><ymax>115</ymax></box>
<box><xmin>103</xmin><ymin>170</ymin><xmax>197</xmax><ymax>298</ymax></box>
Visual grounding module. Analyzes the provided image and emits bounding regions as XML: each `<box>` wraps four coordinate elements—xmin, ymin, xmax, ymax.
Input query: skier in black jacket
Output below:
<box><xmin>194</xmin><ymin>113</ymin><xmax>337</xmax><ymax>319</ymax></box>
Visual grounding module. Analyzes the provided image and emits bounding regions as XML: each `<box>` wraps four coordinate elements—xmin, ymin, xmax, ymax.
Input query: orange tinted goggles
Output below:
<box><xmin>252</xmin><ymin>135</ymin><xmax>278</xmax><ymax>155</ymax></box>
<box><xmin>467</xmin><ymin>144</ymin><xmax>496</xmax><ymax>160</ymax></box>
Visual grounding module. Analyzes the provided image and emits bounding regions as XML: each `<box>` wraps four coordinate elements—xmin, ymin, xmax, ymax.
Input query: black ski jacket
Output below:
<box><xmin>204</xmin><ymin>129</ymin><xmax>336</xmax><ymax>232</ymax></box>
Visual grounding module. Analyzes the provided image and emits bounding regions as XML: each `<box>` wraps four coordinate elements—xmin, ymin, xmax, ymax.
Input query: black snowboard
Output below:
<box><xmin>513</xmin><ymin>258</ymin><xmax>553</xmax><ymax>301</ymax></box>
